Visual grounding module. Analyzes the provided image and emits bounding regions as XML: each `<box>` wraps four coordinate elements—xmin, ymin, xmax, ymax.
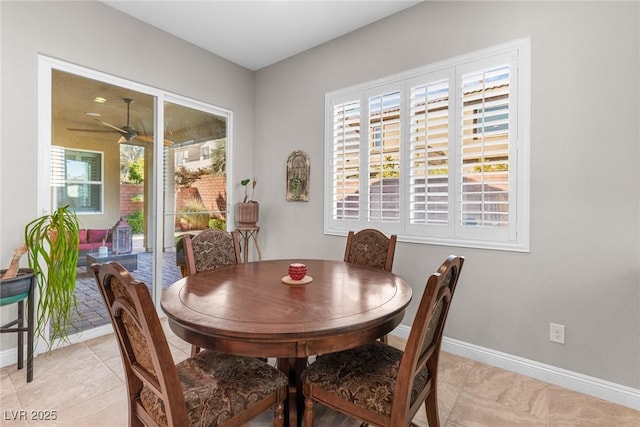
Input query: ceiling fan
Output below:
<box><xmin>68</xmin><ymin>98</ymin><xmax>173</xmax><ymax>146</ymax></box>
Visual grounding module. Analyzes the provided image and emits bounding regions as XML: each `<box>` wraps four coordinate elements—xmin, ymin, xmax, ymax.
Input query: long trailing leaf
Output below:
<box><xmin>25</xmin><ymin>206</ymin><xmax>80</xmax><ymax>347</ymax></box>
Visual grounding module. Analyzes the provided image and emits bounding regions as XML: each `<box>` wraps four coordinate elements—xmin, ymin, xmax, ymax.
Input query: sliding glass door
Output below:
<box><xmin>40</xmin><ymin>57</ymin><xmax>230</xmax><ymax>343</ymax></box>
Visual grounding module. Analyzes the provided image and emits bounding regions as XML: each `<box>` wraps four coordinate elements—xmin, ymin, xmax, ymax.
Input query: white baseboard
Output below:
<box><xmin>0</xmin><ymin>347</ymin><xmax>26</xmax><ymax>371</ymax></box>
<box><xmin>391</xmin><ymin>325</ymin><xmax>639</xmax><ymax>411</ymax></box>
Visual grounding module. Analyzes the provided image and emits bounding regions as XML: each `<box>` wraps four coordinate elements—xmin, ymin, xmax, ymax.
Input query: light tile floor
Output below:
<box><xmin>1</xmin><ymin>325</ymin><xmax>638</xmax><ymax>426</ymax></box>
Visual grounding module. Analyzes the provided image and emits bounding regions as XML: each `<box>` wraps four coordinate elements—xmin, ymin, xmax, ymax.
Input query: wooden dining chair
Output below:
<box><xmin>344</xmin><ymin>228</ymin><xmax>397</xmax><ymax>343</ymax></box>
<box><xmin>301</xmin><ymin>255</ymin><xmax>464</xmax><ymax>427</ymax></box>
<box><xmin>91</xmin><ymin>262</ymin><xmax>288</xmax><ymax>427</ymax></box>
<box><xmin>175</xmin><ymin>233</ymin><xmax>195</xmax><ymax>277</ymax></box>
<box><xmin>344</xmin><ymin>228</ymin><xmax>397</xmax><ymax>272</ymax></box>
<box><xmin>183</xmin><ymin>229</ymin><xmax>242</xmax><ymax>355</ymax></box>
<box><xmin>183</xmin><ymin>229</ymin><xmax>242</xmax><ymax>276</ymax></box>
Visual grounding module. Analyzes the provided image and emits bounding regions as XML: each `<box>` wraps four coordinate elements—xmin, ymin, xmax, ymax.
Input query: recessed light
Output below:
<box><xmin>93</xmin><ymin>97</ymin><xmax>107</xmax><ymax>103</ymax></box>
<box><xmin>85</xmin><ymin>112</ymin><xmax>101</xmax><ymax>117</ymax></box>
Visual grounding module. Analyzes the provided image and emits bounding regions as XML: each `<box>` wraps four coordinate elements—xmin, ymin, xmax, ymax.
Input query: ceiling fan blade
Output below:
<box><xmin>67</xmin><ymin>128</ymin><xmax>115</xmax><ymax>133</ymax></box>
<box><xmin>73</xmin><ymin>98</ymin><xmax>175</xmax><ymax>146</ymax></box>
<box><xmin>93</xmin><ymin>118</ymin><xmax>127</xmax><ymax>134</ymax></box>
<box><xmin>118</xmin><ymin>134</ymin><xmax>174</xmax><ymax>147</ymax></box>
<box><xmin>132</xmin><ymin>134</ymin><xmax>175</xmax><ymax>146</ymax></box>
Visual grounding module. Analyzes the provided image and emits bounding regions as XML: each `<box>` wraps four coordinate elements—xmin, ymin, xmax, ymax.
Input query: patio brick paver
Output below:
<box><xmin>71</xmin><ymin>250</ymin><xmax>183</xmax><ymax>332</ymax></box>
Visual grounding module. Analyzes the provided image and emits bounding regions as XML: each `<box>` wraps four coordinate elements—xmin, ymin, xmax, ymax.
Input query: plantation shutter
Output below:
<box><xmin>81</xmin><ymin>153</ymin><xmax>102</xmax><ymax>211</ymax></box>
<box><xmin>325</xmin><ymin>40</ymin><xmax>528</xmax><ymax>251</ymax></box>
<box><xmin>459</xmin><ymin>63</ymin><xmax>511</xmax><ymax>228</ymax></box>
<box><xmin>408</xmin><ymin>78</ymin><xmax>450</xmax><ymax>226</ymax></box>
<box><xmin>50</xmin><ymin>146</ymin><xmax>65</xmax><ymax>187</ymax></box>
<box><xmin>331</xmin><ymin>100</ymin><xmax>361</xmax><ymax>221</ymax></box>
<box><xmin>368</xmin><ymin>90</ymin><xmax>401</xmax><ymax>223</ymax></box>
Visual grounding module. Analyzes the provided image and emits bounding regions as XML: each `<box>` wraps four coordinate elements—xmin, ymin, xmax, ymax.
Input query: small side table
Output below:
<box><xmin>235</xmin><ymin>226</ymin><xmax>262</xmax><ymax>263</ymax></box>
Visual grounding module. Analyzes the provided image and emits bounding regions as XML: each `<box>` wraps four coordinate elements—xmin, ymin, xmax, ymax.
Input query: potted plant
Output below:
<box><xmin>0</xmin><ymin>244</ymin><xmax>36</xmax><ymax>382</ymax></box>
<box><xmin>24</xmin><ymin>205</ymin><xmax>80</xmax><ymax>347</ymax></box>
<box><xmin>235</xmin><ymin>177</ymin><xmax>259</xmax><ymax>227</ymax></box>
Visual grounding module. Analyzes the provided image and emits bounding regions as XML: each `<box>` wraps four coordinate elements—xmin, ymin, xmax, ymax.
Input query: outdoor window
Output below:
<box><xmin>53</xmin><ymin>147</ymin><xmax>103</xmax><ymax>214</ymax></box>
<box><xmin>325</xmin><ymin>39</ymin><xmax>530</xmax><ymax>251</ymax></box>
<box><xmin>176</xmin><ymin>150</ymin><xmax>188</xmax><ymax>166</ymax></box>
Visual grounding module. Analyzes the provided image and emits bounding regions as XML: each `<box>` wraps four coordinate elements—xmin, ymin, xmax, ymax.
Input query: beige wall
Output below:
<box><xmin>1</xmin><ymin>0</ymin><xmax>639</xmax><ymax>393</ymax></box>
<box><xmin>254</xmin><ymin>1</ymin><xmax>640</xmax><ymax>389</ymax></box>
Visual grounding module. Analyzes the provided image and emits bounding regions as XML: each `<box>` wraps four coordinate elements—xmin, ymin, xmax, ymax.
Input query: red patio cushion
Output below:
<box><xmin>78</xmin><ymin>229</ymin><xmax>88</xmax><ymax>244</ymax></box>
<box><xmin>87</xmin><ymin>229</ymin><xmax>109</xmax><ymax>243</ymax></box>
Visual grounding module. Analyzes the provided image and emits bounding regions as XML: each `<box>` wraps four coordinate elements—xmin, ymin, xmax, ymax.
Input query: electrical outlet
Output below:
<box><xmin>550</xmin><ymin>323</ymin><xmax>565</xmax><ymax>344</ymax></box>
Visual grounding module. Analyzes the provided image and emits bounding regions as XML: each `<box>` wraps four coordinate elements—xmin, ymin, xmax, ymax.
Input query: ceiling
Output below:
<box><xmin>102</xmin><ymin>1</ymin><xmax>421</xmax><ymax>70</ymax></box>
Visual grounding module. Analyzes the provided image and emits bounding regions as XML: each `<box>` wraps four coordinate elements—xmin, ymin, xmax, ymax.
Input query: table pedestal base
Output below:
<box><xmin>277</xmin><ymin>357</ymin><xmax>307</xmax><ymax>427</ymax></box>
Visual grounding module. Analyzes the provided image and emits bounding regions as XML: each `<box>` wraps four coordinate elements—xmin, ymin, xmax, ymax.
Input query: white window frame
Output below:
<box><xmin>324</xmin><ymin>38</ymin><xmax>530</xmax><ymax>252</ymax></box>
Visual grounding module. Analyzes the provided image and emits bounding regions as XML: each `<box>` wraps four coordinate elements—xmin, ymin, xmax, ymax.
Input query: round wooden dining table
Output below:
<box><xmin>161</xmin><ymin>259</ymin><xmax>412</xmax><ymax>426</ymax></box>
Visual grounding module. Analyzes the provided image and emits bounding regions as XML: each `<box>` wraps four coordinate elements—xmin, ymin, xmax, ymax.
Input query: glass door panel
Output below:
<box><xmin>45</xmin><ymin>62</ymin><xmax>230</xmax><ymax>343</ymax></box>
<box><xmin>162</xmin><ymin>100</ymin><xmax>229</xmax><ymax>278</ymax></box>
<box><xmin>52</xmin><ymin>69</ymin><xmax>163</xmax><ymax>334</ymax></box>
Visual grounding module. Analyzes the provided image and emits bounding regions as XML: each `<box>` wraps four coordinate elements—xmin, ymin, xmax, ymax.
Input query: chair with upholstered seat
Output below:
<box><xmin>183</xmin><ymin>229</ymin><xmax>242</xmax><ymax>355</ymax></box>
<box><xmin>301</xmin><ymin>255</ymin><xmax>464</xmax><ymax>427</ymax></box>
<box><xmin>91</xmin><ymin>262</ymin><xmax>288</xmax><ymax>427</ymax></box>
<box><xmin>344</xmin><ymin>228</ymin><xmax>397</xmax><ymax>272</ymax></box>
<box><xmin>344</xmin><ymin>228</ymin><xmax>397</xmax><ymax>343</ymax></box>
<box><xmin>183</xmin><ymin>229</ymin><xmax>241</xmax><ymax>276</ymax></box>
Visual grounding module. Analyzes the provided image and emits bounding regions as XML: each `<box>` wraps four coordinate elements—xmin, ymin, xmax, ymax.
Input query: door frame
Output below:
<box><xmin>37</xmin><ymin>55</ymin><xmax>233</xmax><ymax>348</ymax></box>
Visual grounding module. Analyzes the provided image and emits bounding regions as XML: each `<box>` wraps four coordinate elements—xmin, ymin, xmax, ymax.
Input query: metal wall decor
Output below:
<box><xmin>286</xmin><ymin>150</ymin><xmax>310</xmax><ymax>201</ymax></box>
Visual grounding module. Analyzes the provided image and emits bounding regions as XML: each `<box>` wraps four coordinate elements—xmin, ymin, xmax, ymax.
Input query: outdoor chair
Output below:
<box><xmin>301</xmin><ymin>255</ymin><xmax>465</xmax><ymax>427</ymax></box>
<box><xmin>175</xmin><ymin>233</ymin><xmax>195</xmax><ymax>277</ymax></box>
<box><xmin>91</xmin><ymin>262</ymin><xmax>288</xmax><ymax>427</ymax></box>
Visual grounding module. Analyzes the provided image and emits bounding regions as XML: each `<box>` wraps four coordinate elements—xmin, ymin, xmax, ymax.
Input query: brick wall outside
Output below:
<box><xmin>191</xmin><ymin>175</ymin><xmax>227</xmax><ymax>218</ymax></box>
<box><xmin>119</xmin><ymin>176</ymin><xmax>227</xmax><ymax>230</ymax></box>
<box><xmin>175</xmin><ymin>175</ymin><xmax>227</xmax><ymax>229</ymax></box>
<box><xmin>120</xmin><ymin>183</ymin><xmax>144</xmax><ymax>217</ymax></box>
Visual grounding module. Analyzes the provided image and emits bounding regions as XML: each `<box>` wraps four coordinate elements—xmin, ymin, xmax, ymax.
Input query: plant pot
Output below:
<box><xmin>0</xmin><ymin>268</ymin><xmax>35</xmax><ymax>301</ymax></box>
<box><xmin>235</xmin><ymin>202</ymin><xmax>259</xmax><ymax>227</ymax></box>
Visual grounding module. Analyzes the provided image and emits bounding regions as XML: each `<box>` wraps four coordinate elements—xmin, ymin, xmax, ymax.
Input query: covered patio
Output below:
<box><xmin>70</xmin><ymin>236</ymin><xmax>183</xmax><ymax>332</ymax></box>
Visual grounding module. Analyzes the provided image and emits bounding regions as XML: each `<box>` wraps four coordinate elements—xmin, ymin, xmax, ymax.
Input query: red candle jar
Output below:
<box><xmin>288</xmin><ymin>263</ymin><xmax>307</xmax><ymax>281</ymax></box>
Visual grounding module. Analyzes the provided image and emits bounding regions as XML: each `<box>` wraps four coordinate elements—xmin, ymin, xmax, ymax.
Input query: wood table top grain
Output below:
<box><xmin>161</xmin><ymin>259</ymin><xmax>412</xmax><ymax>358</ymax></box>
